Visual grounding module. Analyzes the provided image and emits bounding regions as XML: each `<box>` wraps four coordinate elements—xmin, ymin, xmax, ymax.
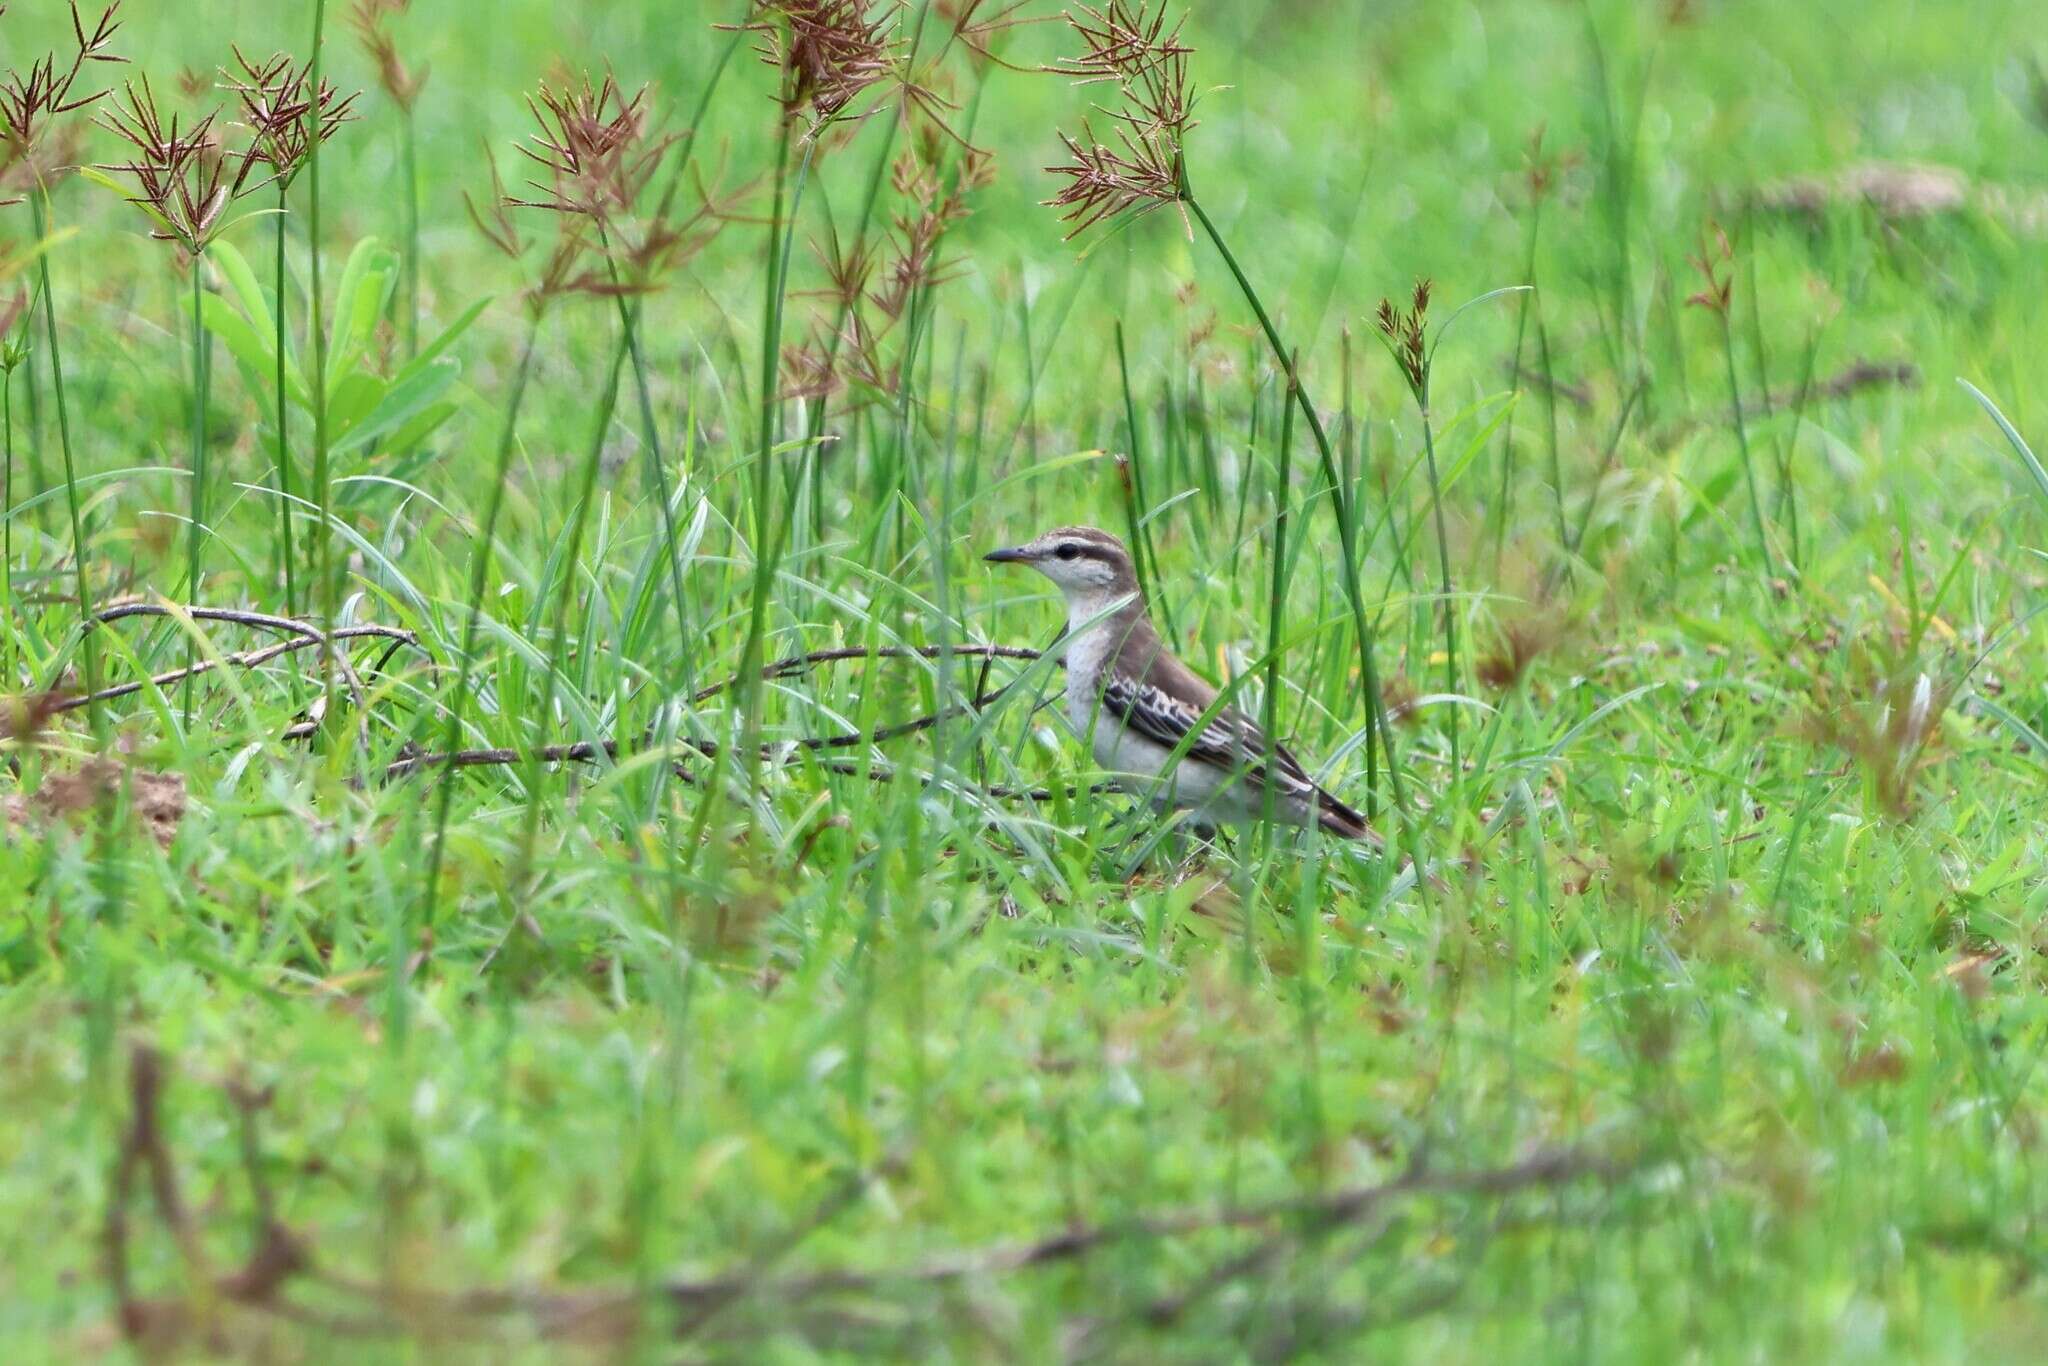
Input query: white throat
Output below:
<box><xmin>1062</xmin><ymin>586</ymin><xmax>1138</xmax><ymax>639</ymax></box>
<box><xmin>1059</xmin><ymin>587</ymin><xmax>1141</xmax><ymax>697</ymax></box>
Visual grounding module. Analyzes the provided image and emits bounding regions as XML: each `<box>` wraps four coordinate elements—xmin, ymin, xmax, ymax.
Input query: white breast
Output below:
<box><xmin>1062</xmin><ymin>620</ymin><xmax>1115</xmax><ymax>738</ymax></box>
<box><xmin>1062</xmin><ymin>616</ymin><xmax>1236</xmax><ymax>812</ymax></box>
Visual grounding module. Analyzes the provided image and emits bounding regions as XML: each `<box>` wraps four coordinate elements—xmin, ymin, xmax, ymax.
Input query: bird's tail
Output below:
<box><xmin>1315</xmin><ymin>787</ymin><xmax>1382</xmax><ymax>847</ymax></box>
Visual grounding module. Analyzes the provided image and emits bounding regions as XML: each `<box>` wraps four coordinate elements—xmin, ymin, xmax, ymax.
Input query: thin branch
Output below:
<box><xmin>54</xmin><ymin>619</ymin><xmax>421</xmax><ymax>715</ymax></box>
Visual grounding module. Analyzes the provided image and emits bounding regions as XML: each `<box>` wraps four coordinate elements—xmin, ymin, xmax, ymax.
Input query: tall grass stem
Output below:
<box><xmin>418</xmin><ymin>317</ymin><xmax>545</xmax><ymax>931</ymax></box>
<box><xmin>1716</xmin><ymin>313</ymin><xmax>1775</xmax><ymax>578</ymax></box>
<box><xmin>306</xmin><ymin>0</ymin><xmax>335</xmax><ymax>716</ymax></box>
<box><xmin>272</xmin><ymin>196</ymin><xmax>300</xmax><ymax>618</ymax></box>
<box><xmin>734</xmin><ymin>113</ymin><xmax>798</xmax><ymax>802</ymax></box>
<box><xmin>182</xmin><ymin>255</ymin><xmax>210</xmax><ymax>724</ymax></box>
<box><xmin>30</xmin><ymin>192</ymin><xmax>100</xmax><ymax>729</ymax></box>
<box><xmin>1180</xmin><ymin>180</ymin><xmax>1404</xmax><ymax>818</ymax></box>
<box><xmin>510</xmin><ymin>330</ymin><xmax>630</xmax><ymax>896</ymax></box>
<box><xmin>401</xmin><ymin>113</ymin><xmax>420</xmax><ymax>357</ymax></box>
<box><xmin>1415</xmin><ymin>385</ymin><xmax>1460</xmax><ymax>781</ymax></box>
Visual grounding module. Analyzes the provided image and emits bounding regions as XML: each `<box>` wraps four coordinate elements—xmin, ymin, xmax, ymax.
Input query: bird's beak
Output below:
<box><xmin>983</xmin><ymin>546</ymin><xmax>1032</xmax><ymax>564</ymax></box>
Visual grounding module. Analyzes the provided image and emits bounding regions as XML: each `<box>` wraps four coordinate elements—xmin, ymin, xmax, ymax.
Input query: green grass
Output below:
<box><xmin>3</xmin><ymin>0</ymin><xmax>2047</xmax><ymax>1359</ymax></box>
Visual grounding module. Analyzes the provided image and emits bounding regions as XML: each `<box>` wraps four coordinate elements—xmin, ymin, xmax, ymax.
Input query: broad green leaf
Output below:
<box><xmin>325</xmin><ymin>265</ymin><xmax>396</xmax><ymax>395</ymax></box>
<box><xmin>333</xmin><ymin>357</ymin><xmax>460</xmax><ymax>455</ymax></box>
<box><xmin>323</xmin><ymin>237</ymin><xmax>389</xmax><ymax>385</ymax></box>
<box><xmin>201</xmin><ymin>292</ymin><xmax>312</xmax><ymax>407</ymax></box>
<box><xmin>325</xmin><ymin>238</ymin><xmax>381</xmax><ymax>349</ymax></box>
<box><xmin>384</xmin><ymin>399</ymin><xmax>459</xmax><ymax>454</ymax></box>
<box><xmin>200</xmin><ymin>293</ymin><xmax>311</xmax><ymax>410</ymax></box>
<box><xmin>207</xmin><ymin>239</ymin><xmax>273</xmax><ymax>338</ymax></box>
<box><xmin>327</xmin><ymin>369</ymin><xmax>389</xmax><ymax>440</ymax></box>
<box><xmin>395</xmin><ymin>294</ymin><xmax>494</xmax><ymax>386</ymax></box>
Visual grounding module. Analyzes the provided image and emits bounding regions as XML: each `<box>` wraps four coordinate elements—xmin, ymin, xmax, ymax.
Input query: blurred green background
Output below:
<box><xmin>2</xmin><ymin>1</ymin><xmax>2046</xmax><ymax>1360</ymax></box>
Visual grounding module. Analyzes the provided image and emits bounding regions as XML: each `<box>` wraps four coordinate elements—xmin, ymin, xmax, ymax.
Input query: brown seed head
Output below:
<box><xmin>1042</xmin><ymin>1</ymin><xmax>1198</xmax><ymax>241</ymax></box>
<box><xmin>786</xmin><ymin>132</ymin><xmax>987</xmax><ymax>407</ymax></box>
<box><xmin>511</xmin><ymin>72</ymin><xmax>673</xmax><ymax>225</ymax></box>
<box><xmin>480</xmin><ymin>73</ymin><xmax>737</xmax><ymax>308</ymax></box>
<box><xmin>1802</xmin><ymin>655</ymin><xmax>1956</xmax><ymax>822</ymax></box>
<box><xmin>729</xmin><ymin>2</ymin><xmax>897</xmax><ymax>124</ymax></box>
<box><xmin>0</xmin><ymin>2</ymin><xmax>125</xmax><ymax>192</ymax></box>
<box><xmin>1049</xmin><ymin>1</ymin><xmax>1191</xmax><ymax>97</ymax></box>
<box><xmin>0</xmin><ymin>689</ymin><xmax>69</xmax><ymax>747</ymax></box>
<box><xmin>1685</xmin><ymin>221</ymin><xmax>1734</xmax><ymax>316</ymax></box>
<box><xmin>1476</xmin><ymin>612</ymin><xmax>1565</xmax><ymax>691</ymax></box>
<box><xmin>1043</xmin><ymin>117</ymin><xmax>1180</xmax><ymax>239</ymax></box>
<box><xmin>348</xmin><ymin>0</ymin><xmax>429</xmax><ymax>112</ymax></box>
<box><xmin>466</xmin><ymin>139</ymin><xmax>598</xmax><ymax>315</ymax></box>
<box><xmin>1374</xmin><ymin>280</ymin><xmax>1430</xmax><ymax>392</ymax></box>
<box><xmin>96</xmin><ymin>74</ymin><xmax>265</xmax><ymax>254</ymax></box>
<box><xmin>937</xmin><ymin>0</ymin><xmax>1041</xmax><ymax>68</ymax></box>
<box><xmin>1519</xmin><ymin>123</ymin><xmax>1581</xmax><ymax>206</ymax></box>
<box><xmin>222</xmin><ymin>48</ymin><xmax>358</xmax><ymax>190</ymax></box>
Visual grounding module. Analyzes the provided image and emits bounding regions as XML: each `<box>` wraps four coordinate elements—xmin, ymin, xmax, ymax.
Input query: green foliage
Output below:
<box><xmin>199</xmin><ymin>236</ymin><xmax>485</xmax><ymax>469</ymax></box>
<box><xmin>0</xmin><ymin>0</ymin><xmax>2045</xmax><ymax>1361</ymax></box>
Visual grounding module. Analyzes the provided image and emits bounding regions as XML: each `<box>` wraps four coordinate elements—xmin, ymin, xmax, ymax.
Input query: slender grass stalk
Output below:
<box><xmin>1376</xmin><ymin>284</ymin><xmax>1462</xmax><ymax>784</ymax></box>
<box><xmin>1260</xmin><ymin>358</ymin><xmax>1298</xmax><ymax>843</ymax></box>
<box><xmin>306</xmin><ymin>0</ymin><xmax>335</xmax><ymax>714</ymax></box>
<box><xmin>1180</xmin><ymin>179</ymin><xmax>1405</xmax><ymax>818</ymax></box>
<box><xmin>605</xmin><ymin>31</ymin><xmax>741</xmax><ymax>705</ymax></box>
<box><xmin>593</xmin><ymin>32</ymin><xmax>744</xmax><ymax>949</ymax></box>
<box><xmin>733</xmin><ymin>109</ymin><xmax>796</xmax><ymax>803</ymax></box>
<box><xmin>1114</xmin><ymin>320</ymin><xmax>1174</xmax><ymax>647</ymax></box>
<box><xmin>800</xmin><ymin>117</ymin><xmax>902</xmax><ymax>539</ymax></box>
<box><xmin>795</xmin><ymin>0</ymin><xmax>940</xmax><ymax>540</ymax></box>
<box><xmin>1415</xmin><ymin>388</ymin><xmax>1460</xmax><ymax>781</ymax></box>
<box><xmin>1774</xmin><ymin>330</ymin><xmax>1819</xmax><ymax>572</ymax></box>
<box><xmin>21</xmin><ymin>312</ymin><xmax>48</xmax><ymax>538</ymax></box>
<box><xmin>604</xmin><ymin>266</ymin><xmax>693</xmax><ymax>697</ymax></box>
<box><xmin>1714</xmin><ymin>309</ymin><xmax>1774</xmax><ymax>578</ymax></box>
<box><xmin>510</xmin><ymin>329</ymin><xmax>630</xmax><ymax>899</ymax></box>
<box><xmin>653</xmin><ymin>28</ymin><xmax>745</xmax><ymax>225</ymax></box>
<box><xmin>2</xmin><ymin>357</ymin><xmax>14</xmax><ymax>689</ymax></box>
<box><xmin>400</xmin><ymin>110</ymin><xmax>419</xmax><ymax>358</ymax></box>
<box><xmin>271</xmin><ymin>192</ymin><xmax>299</xmax><ymax>618</ymax></box>
<box><xmin>1561</xmin><ymin>379</ymin><xmax>1646</xmax><ymax>567</ymax></box>
<box><xmin>30</xmin><ymin>191</ymin><xmax>100</xmax><ymax>729</ymax></box>
<box><xmin>418</xmin><ymin>314</ymin><xmax>545</xmax><ymax>934</ymax></box>
<box><xmin>182</xmin><ymin>254</ymin><xmax>210</xmax><ymax>723</ymax></box>
<box><xmin>1739</xmin><ymin>212</ymin><xmax>1802</xmax><ymax>568</ymax></box>
<box><xmin>32</xmin><ymin>177</ymin><xmax>123</xmax><ymax>1104</ymax></box>
<box><xmin>1493</xmin><ymin>192</ymin><xmax>1546</xmax><ymax>571</ymax></box>
<box><xmin>1536</xmin><ymin>309</ymin><xmax>1568</xmax><ymax>557</ymax></box>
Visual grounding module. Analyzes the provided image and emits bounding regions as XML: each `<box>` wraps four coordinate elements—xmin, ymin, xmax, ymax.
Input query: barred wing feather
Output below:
<box><xmin>1099</xmin><ymin>676</ymin><xmax>1319</xmax><ymax>800</ymax></box>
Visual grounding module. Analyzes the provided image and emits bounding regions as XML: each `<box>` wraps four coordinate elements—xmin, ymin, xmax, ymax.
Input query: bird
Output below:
<box><xmin>983</xmin><ymin>526</ymin><xmax>1378</xmax><ymax>844</ymax></box>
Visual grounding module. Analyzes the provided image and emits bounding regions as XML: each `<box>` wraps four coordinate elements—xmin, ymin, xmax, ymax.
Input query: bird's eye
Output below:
<box><xmin>1054</xmin><ymin>544</ymin><xmax>1079</xmax><ymax>561</ymax></box>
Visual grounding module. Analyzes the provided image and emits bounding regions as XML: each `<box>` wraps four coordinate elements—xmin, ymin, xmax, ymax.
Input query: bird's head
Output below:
<box><xmin>983</xmin><ymin>525</ymin><xmax>1140</xmax><ymax>609</ymax></box>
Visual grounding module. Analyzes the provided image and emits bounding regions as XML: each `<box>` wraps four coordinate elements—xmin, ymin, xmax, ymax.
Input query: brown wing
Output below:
<box><xmin>1099</xmin><ymin>627</ymin><xmax>1322</xmax><ymax>804</ymax></box>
